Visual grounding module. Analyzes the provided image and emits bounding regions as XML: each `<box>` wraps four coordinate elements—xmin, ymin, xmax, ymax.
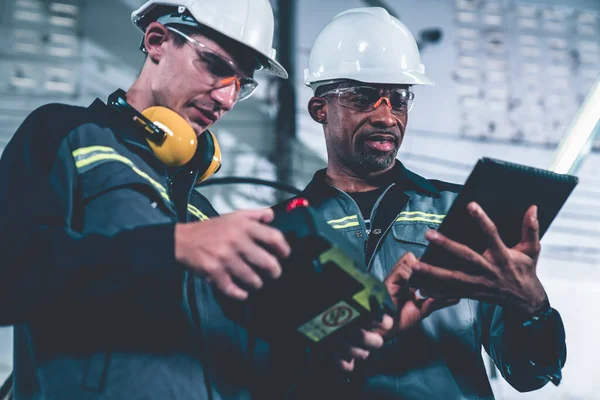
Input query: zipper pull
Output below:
<box><xmin>166</xmin><ymin>177</ymin><xmax>173</xmax><ymax>195</ymax></box>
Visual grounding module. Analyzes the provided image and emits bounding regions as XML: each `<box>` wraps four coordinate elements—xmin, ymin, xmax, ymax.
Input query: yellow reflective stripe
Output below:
<box><xmin>187</xmin><ymin>204</ymin><xmax>209</xmax><ymax>221</ymax></box>
<box><xmin>72</xmin><ymin>146</ymin><xmax>115</xmax><ymax>157</ymax></box>
<box><xmin>396</xmin><ymin>211</ymin><xmax>445</xmax><ymax>224</ymax></box>
<box><xmin>330</xmin><ymin>221</ymin><xmax>360</xmax><ymax>229</ymax></box>
<box><xmin>327</xmin><ymin>215</ymin><xmax>360</xmax><ymax>230</ymax></box>
<box><xmin>398</xmin><ymin>211</ymin><xmax>446</xmax><ymax>219</ymax></box>
<box><xmin>74</xmin><ymin>153</ymin><xmax>133</xmax><ymax>169</ymax></box>
<box><xmin>72</xmin><ymin>148</ymin><xmax>171</xmax><ymax>202</ymax></box>
<box><xmin>187</xmin><ymin>206</ymin><xmax>201</xmax><ymax>219</ymax></box>
<box><xmin>327</xmin><ymin>215</ymin><xmax>358</xmax><ymax>225</ymax></box>
<box><xmin>396</xmin><ymin>216</ymin><xmax>443</xmax><ymax>224</ymax></box>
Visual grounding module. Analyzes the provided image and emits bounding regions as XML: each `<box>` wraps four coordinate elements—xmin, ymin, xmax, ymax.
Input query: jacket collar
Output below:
<box><xmin>89</xmin><ymin>98</ymin><xmax>153</xmax><ymax>153</ymax></box>
<box><xmin>302</xmin><ymin>160</ymin><xmax>440</xmax><ymax>202</ymax></box>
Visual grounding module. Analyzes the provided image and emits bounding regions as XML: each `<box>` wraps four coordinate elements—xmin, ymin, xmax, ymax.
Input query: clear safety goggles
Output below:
<box><xmin>319</xmin><ymin>86</ymin><xmax>415</xmax><ymax>115</ymax></box>
<box><xmin>167</xmin><ymin>26</ymin><xmax>259</xmax><ymax>101</ymax></box>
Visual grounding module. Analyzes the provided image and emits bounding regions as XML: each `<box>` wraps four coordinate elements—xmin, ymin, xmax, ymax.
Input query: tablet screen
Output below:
<box><xmin>410</xmin><ymin>158</ymin><xmax>578</xmax><ymax>286</ymax></box>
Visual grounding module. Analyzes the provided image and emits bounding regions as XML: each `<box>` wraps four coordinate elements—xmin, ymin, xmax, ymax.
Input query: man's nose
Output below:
<box><xmin>370</xmin><ymin>97</ymin><xmax>396</xmax><ymax>128</ymax></box>
<box><xmin>210</xmin><ymin>79</ymin><xmax>240</xmax><ymax>112</ymax></box>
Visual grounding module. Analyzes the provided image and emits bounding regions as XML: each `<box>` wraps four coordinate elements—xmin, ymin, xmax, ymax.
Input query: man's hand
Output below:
<box><xmin>175</xmin><ymin>208</ymin><xmax>291</xmax><ymax>300</ymax></box>
<box><xmin>333</xmin><ymin>315</ymin><xmax>394</xmax><ymax>372</ymax></box>
<box><xmin>384</xmin><ymin>252</ymin><xmax>460</xmax><ymax>334</ymax></box>
<box><xmin>331</xmin><ymin>250</ymin><xmax>458</xmax><ymax>373</ymax></box>
<box><xmin>413</xmin><ymin>202</ymin><xmax>548</xmax><ymax>316</ymax></box>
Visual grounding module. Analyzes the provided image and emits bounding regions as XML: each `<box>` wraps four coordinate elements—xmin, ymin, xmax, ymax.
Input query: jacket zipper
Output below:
<box><xmin>167</xmin><ymin>176</ymin><xmax>173</xmax><ymax>196</ymax></box>
<box><xmin>333</xmin><ymin>184</ymin><xmax>395</xmax><ymax>270</ymax></box>
<box><xmin>365</xmin><ymin>184</ymin><xmax>396</xmax><ymax>269</ymax></box>
<box><xmin>167</xmin><ymin>169</ymin><xmax>196</xmax><ymax>221</ymax></box>
<box><xmin>366</xmin><ymin>192</ymin><xmax>415</xmax><ymax>270</ymax></box>
<box><xmin>169</xmin><ymin>170</ymin><xmax>213</xmax><ymax>398</ymax></box>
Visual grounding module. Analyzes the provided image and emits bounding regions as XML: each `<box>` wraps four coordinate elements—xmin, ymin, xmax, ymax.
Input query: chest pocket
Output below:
<box><xmin>72</xmin><ymin>146</ymin><xmax>176</xmax><ymax>232</ymax></box>
<box><xmin>391</xmin><ymin>222</ymin><xmax>439</xmax><ymax>259</ymax></box>
<box><xmin>325</xmin><ymin>214</ymin><xmax>366</xmax><ymax>261</ymax></box>
<box><xmin>390</xmin><ymin>209</ymin><xmax>445</xmax><ymax>258</ymax></box>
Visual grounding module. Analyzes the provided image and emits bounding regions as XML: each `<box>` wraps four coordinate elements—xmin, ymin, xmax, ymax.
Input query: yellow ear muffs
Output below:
<box><xmin>141</xmin><ymin>106</ymin><xmax>197</xmax><ymax>168</ymax></box>
<box><xmin>194</xmin><ymin>130</ymin><xmax>222</xmax><ymax>185</ymax></box>
<box><xmin>108</xmin><ymin>89</ymin><xmax>222</xmax><ymax>179</ymax></box>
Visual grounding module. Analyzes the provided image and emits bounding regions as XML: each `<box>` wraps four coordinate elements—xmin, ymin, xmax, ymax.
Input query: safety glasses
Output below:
<box><xmin>320</xmin><ymin>86</ymin><xmax>415</xmax><ymax>115</ymax></box>
<box><xmin>167</xmin><ymin>26</ymin><xmax>259</xmax><ymax>101</ymax></box>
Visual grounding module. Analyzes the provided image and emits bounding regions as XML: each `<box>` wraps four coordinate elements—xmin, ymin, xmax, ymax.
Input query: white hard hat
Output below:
<box><xmin>304</xmin><ymin>7</ymin><xmax>433</xmax><ymax>91</ymax></box>
<box><xmin>131</xmin><ymin>0</ymin><xmax>288</xmax><ymax>79</ymax></box>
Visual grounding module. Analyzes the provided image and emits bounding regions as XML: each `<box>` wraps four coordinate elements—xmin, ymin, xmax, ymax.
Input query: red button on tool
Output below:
<box><xmin>286</xmin><ymin>198</ymin><xmax>310</xmax><ymax>212</ymax></box>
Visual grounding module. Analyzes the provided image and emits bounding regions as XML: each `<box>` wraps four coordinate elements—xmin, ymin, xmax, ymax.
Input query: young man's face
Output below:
<box><xmin>312</xmin><ymin>81</ymin><xmax>410</xmax><ymax>174</ymax></box>
<box><xmin>148</xmin><ymin>24</ymin><xmax>256</xmax><ymax>136</ymax></box>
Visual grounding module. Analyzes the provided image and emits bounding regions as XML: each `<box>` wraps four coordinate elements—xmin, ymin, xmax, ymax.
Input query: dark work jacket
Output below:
<box><xmin>284</xmin><ymin>164</ymin><xmax>566</xmax><ymax>400</ymax></box>
<box><xmin>0</xmin><ymin>99</ymin><xmax>283</xmax><ymax>400</ymax></box>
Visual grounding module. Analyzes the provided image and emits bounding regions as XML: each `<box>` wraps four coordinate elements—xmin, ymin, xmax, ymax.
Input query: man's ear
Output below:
<box><xmin>144</xmin><ymin>22</ymin><xmax>170</xmax><ymax>63</ymax></box>
<box><xmin>308</xmin><ymin>97</ymin><xmax>327</xmax><ymax>124</ymax></box>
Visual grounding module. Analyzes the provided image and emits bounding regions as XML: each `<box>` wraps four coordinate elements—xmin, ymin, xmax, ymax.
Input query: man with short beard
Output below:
<box><xmin>288</xmin><ymin>7</ymin><xmax>567</xmax><ymax>400</ymax></box>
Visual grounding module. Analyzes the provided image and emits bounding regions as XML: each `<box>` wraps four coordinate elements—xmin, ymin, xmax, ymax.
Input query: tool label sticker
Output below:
<box><xmin>297</xmin><ymin>301</ymin><xmax>360</xmax><ymax>343</ymax></box>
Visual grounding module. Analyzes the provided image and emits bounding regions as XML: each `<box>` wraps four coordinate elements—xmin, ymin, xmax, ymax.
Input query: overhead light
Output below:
<box><xmin>550</xmin><ymin>74</ymin><xmax>600</xmax><ymax>174</ymax></box>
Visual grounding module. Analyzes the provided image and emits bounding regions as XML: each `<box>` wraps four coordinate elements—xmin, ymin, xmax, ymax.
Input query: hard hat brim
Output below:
<box><xmin>158</xmin><ymin>13</ymin><xmax>289</xmax><ymax>79</ymax></box>
<box><xmin>131</xmin><ymin>1</ymin><xmax>288</xmax><ymax>79</ymax></box>
<box><xmin>259</xmin><ymin>55</ymin><xmax>289</xmax><ymax>79</ymax></box>
<box><xmin>305</xmin><ymin>69</ymin><xmax>435</xmax><ymax>90</ymax></box>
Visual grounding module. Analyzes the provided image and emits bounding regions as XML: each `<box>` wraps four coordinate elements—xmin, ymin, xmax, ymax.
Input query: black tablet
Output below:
<box><xmin>410</xmin><ymin>157</ymin><xmax>578</xmax><ymax>288</ymax></box>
